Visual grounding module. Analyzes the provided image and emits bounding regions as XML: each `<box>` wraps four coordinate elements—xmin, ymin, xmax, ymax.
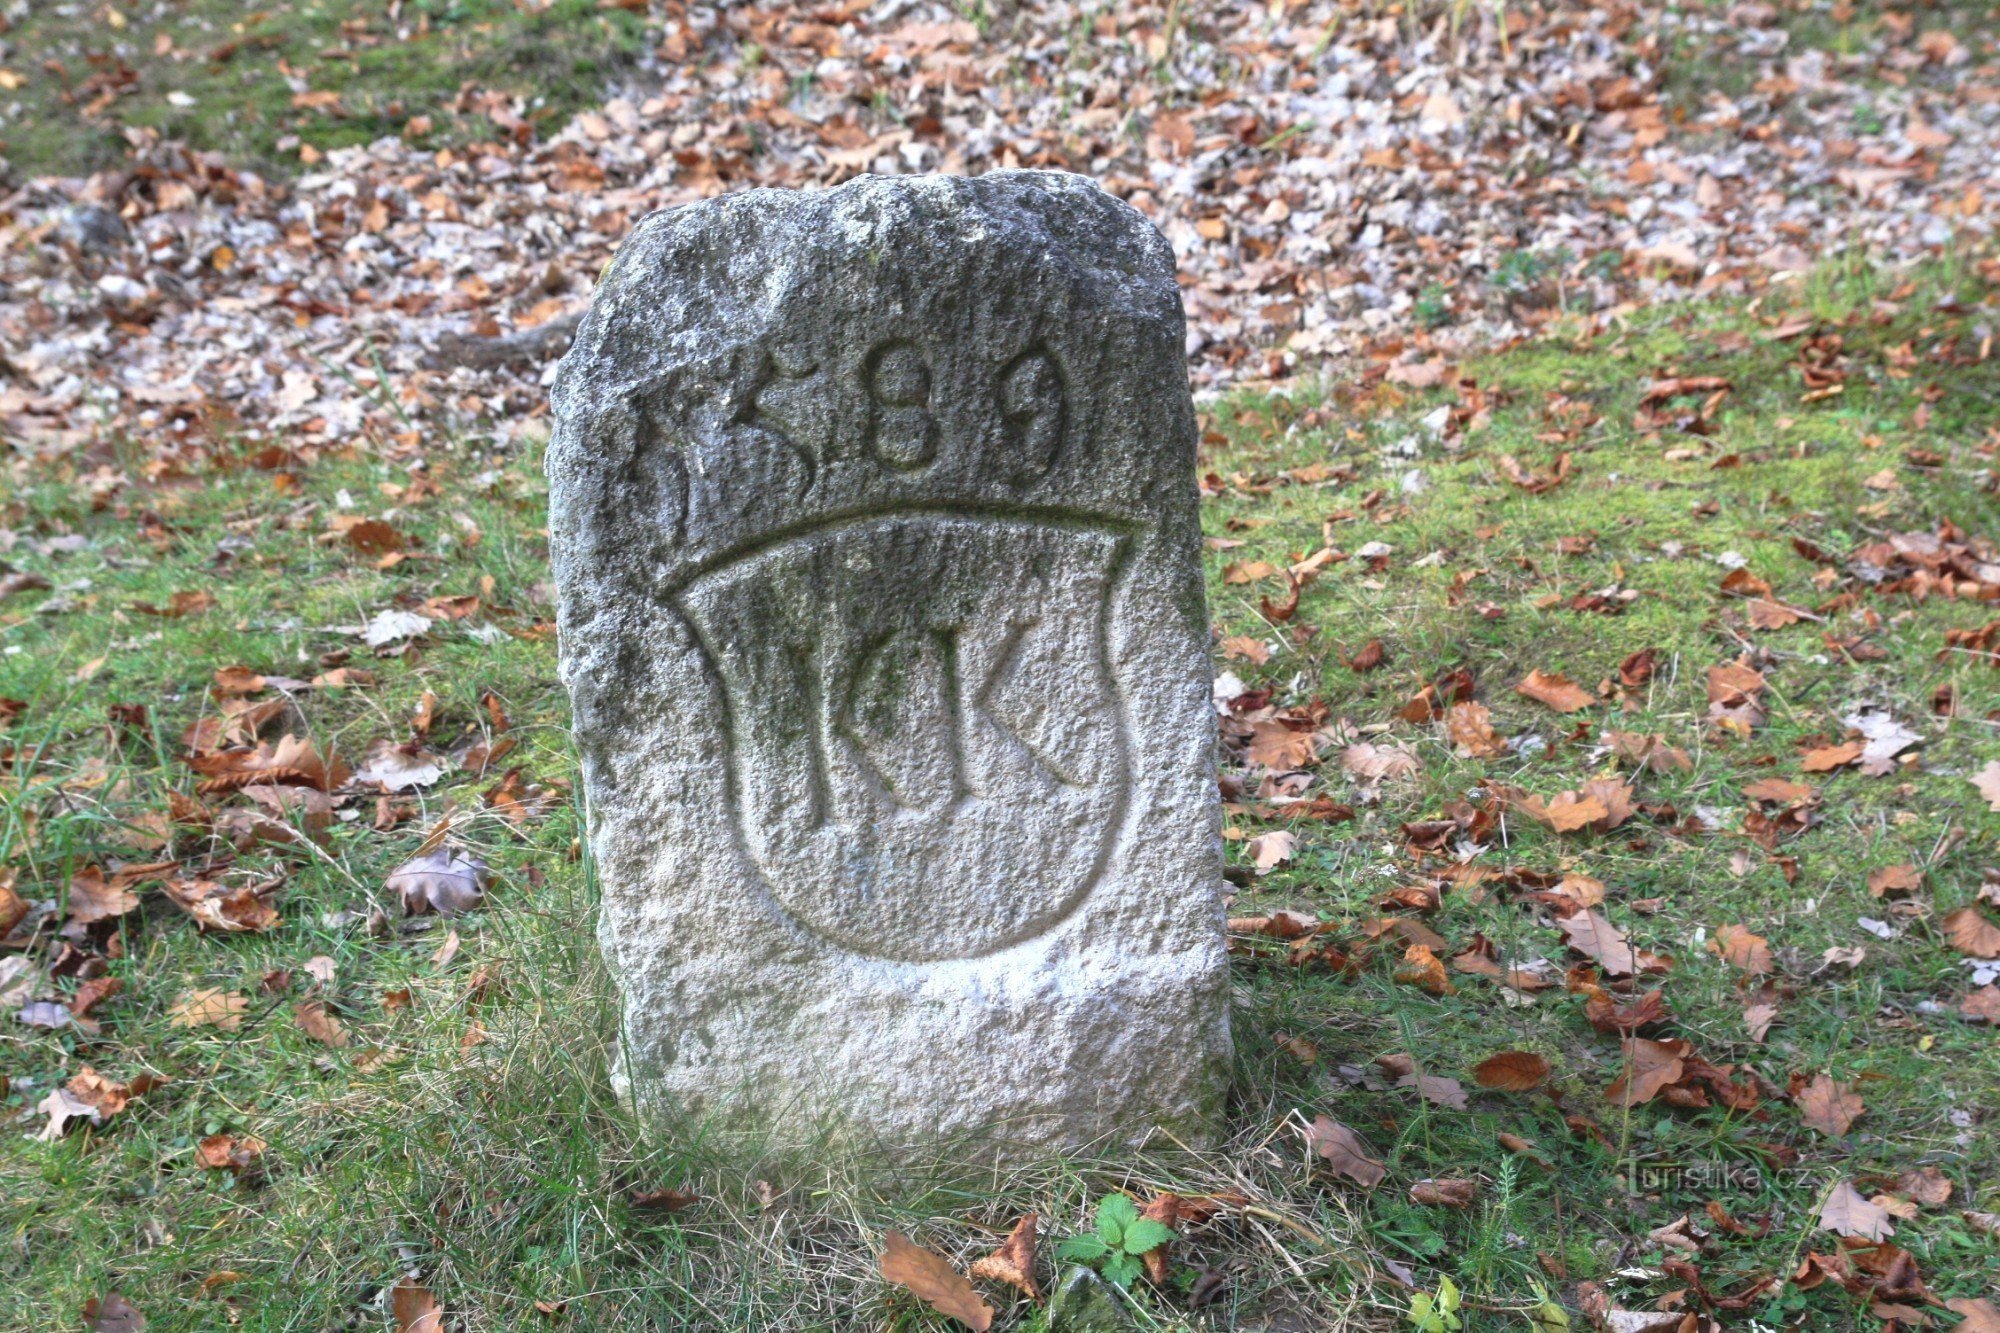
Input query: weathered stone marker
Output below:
<box><xmin>548</xmin><ymin>171</ymin><xmax>1229</xmax><ymax>1154</ymax></box>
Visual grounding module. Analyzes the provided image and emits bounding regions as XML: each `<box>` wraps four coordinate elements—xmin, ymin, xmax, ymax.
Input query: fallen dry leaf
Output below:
<box><xmin>1445</xmin><ymin>701</ymin><xmax>1506</xmax><ymax>757</ymax></box>
<box><xmin>1409</xmin><ymin>1178</ymin><xmax>1479</xmax><ymax>1208</ymax></box>
<box><xmin>211</xmin><ymin>666</ymin><xmax>274</xmax><ymax>697</ymax></box>
<box><xmin>628</xmin><ymin>1187</ymin><xmax>700</xmax><ymax>1211</ymax></box>
<box><xmin>168</xmin><ymin>989</ymin><xmax>248</xmax><ymax>1031</ymax></box>
<box><xmin>1341</xmin><ymin>741</ymin><xmax>1421</xmax><ymax>784</ymax></box>
<box><xmin>1604</xmin><ymin>730</ymin><xmax>1692</xmax><ymax>774</ymax></box>
<box><xmin>188</xmin><ymin>734</ymin><xmax>349</xmax><ymax>794</ymax></box>
<box><xmin>354</xmin><ymin>739</ymin><xmax>446</xmax><ymax>792</ymax></box>
<box><xmin>1472</xmin><ymin>1051</ymin><xmax>1550</xmax><ymax>1091</ymax></box>
<box><xmin>1557</xmin><ymin>910</ymin><xmax>1638</xmax><ymax>976</ymax></box>
<box><xmin>214</xmin><ymin>806</ymin><xmax>314</xmax><ymax>851</ymax></box>
<box><xmin>41</xmin><ymin>1067</ymin><xmax>167</xmax><ymax>1139</ymax></box>
<box><xmin>70</xmin><ymin>975</ymin><xmax>123</xmax><ymax>1021</ymax></box>
<box><xmin>1245</xmin><ymin>721</ymin><xmax>1320</xmax><ymax>770</ymax></box>
<box><xmin>1498</xmin><ymin>452</ymin><xmax>1572</xmax><ymax>494</ymax></box>
<box><xmin>1845</xmin><ymin>706</ymin><xmax>1922</xmax><ymax>776</ymax></box>
<box><xmin>37</xmin><ymin>1087</ymin><xmax>102</xmax><ymax>1141</ymax></box>
<box><xmin>1962</xmin><ymin>985</ymin><xmax>2000</xmax><ymax>1025</ymax></box>
<box><xmin>1746</xmin><ymin>597</ymin><xmax>1805</xmax><ymax>630</ymax></box>
<box><xmin>388</xmin><ymin>849</ymin><xmax>489</xmax><ymax>916</ymax></box>
<box><xmin>1245</xmin><ymin>830</ymin><xmax>1297</xmax><ymax>874</ymax></box>
<box><xmin>1394</xmin><ymin>943</ymin><xmax>1456</xmax><ymax>996</ymax></box>
<box><xmin>484</xmin><ymin>768</ymin><xmax>552</xmax><ymax>826</ymax></box>
<box><xmin>1819</xmin><ymin>1181</ymin><xmax>1894</xmax><ymax>1241</ymax></box>
<box><xmin>1972</xmin><ymin>762</ymin><xmax>2000</xmax><ymax>813</ymax></box>
<box><xmin>391</xmin><ymin>1277</ymin><xmax>443</xmax><ymax>1333</ymax></box>
<box><xmin>1867</xmin><ymin>864</ymin><xmax>1923</xmax><ymax>898</ymax></box>
<box><xmin>162</xmin><ymin>877</ymin><xmax>281</xmax><ymax>933</ymax></box>
<box><xmin>82</xmin><ymin>1294</ymin><xmax>147</xmax><ymax>1333</ymax></box>
<box><xmin>1707</xmin><ymin>658</ymin><xmax>1769</xmax><ymax>734</ymax></box>
<box><xmin>240</xmin><ymin>782</ymin><xmax>334</xmax><ymax>834</ymax></box>
<box><xmin>195</xmin><ymin>1133</ymin><xmax>267</xmax><ymax>1171</ymax></box>
<box><xmin>1944</xmin><ymin>906</ymin><xmax>2000</xmax><ymax>958</ymax></box>
<box><xmin>1222</xmin><ymin>559</ymin><xmax>1278</xmax><ymax>585</ymax></box>
<box><xmin>1796</xmin><ymin>1073</ymin><xmax>1864</xmax><ymax>1138</ymax></box>
<box><xmin>1344</xmin><ymin>639</ymin><xmax>1386</xmax><ymax>673</ymax></box>
<box><xmin>1135</xmin><ymin>1195</ymin><xmax>1179</xmax><ymax>1284</ymax></box>
<box><xmin>1948</xmin><ymin>1298</ymin><xmax>2000</xmax><ymax>1333</ymax></box>
<box><xmin>1607</xmin><ymin>1038</ymin><xmax>1688</xmax><ymax>1108</ymax></box>
<box><xmin>20</xmin><ymin>999</ymin><xmax>72</xmax><ymax>1030</ymax></box>
<box><xmin>1711</xmin><ymin>924</ymin><xmax>1773</xmax><ymax>975</ymax></box>
<box><xmin>1219</xmin><ymin>635</ymin><xmax>1270</xmax><ymax>665</ymax></box>
<box><xmin>1515</xmin><ymin>669</ymin><xmax>1597</xmax><ymax>713</ymax></box>
<box><xmin>1</xmin><ymin>868</ymin><xmax>28</xmax><ymax>938</ymax></box>
<box><xmin>880</xmin><ymin>1231</ymin><xmax>994</xmax><ymax>1332</ymax></box>
<box><xmin>968</xmin><ymin>1212</ymin><xmax>1039</xmax><ymax>1302</ymax></box>
<box><xmin>1305</xmin><ymin>1114</ymin><xmax>1386</xmax><ymax>1188</ymax></box>
<box><xmin>1404</xmin><ymin>1071</ymin><xmax>1470</xmax><ymax>1109</ymax></box>
<box><xmin>1895</xmin><ymin>1166</ymin><xmax>1952</xmax><ymax>1208</ymax></box>
<box><xmin>1801</xmin><ymin>741</ymin><xmax>1864</xmax><ymax>772</ymax></box>
<box><xmin>1228</xmin><ymin>909</ymin><xmax>1319</xmax><ymax>940</ymax></box>
<box><xmin>1276</xmin><ymin>1033</ymin><xmax>1319</xmax><ymax>1064</ymax></box>
<box><xmin>66</xmin><ymin>864</ymin><xmax>140</xmax><ymax>925</ymax></box>
<box><xmin>1743</xmin><ymin>1001</ymin><xmax>1779</xmax><ymax>1043</ymax></box>
<box><xmin>1743</xmin><ymin>776</ymin><xmax>1816</xmax><ymax>805</ymax></box>
<box><xmin>293</xmin><ymin>1000</ymin><xmax>350</xmax><ymax>1048</ymax></box>
<box><xmin>1543</xmin><ymin>789</ymin><xmax>1610</xmax><ymax>833</ymax></box>
<box><xmin>344</xmin><ymin>518</ymin><xmax>405</xmax><ymax>556</ymax></box>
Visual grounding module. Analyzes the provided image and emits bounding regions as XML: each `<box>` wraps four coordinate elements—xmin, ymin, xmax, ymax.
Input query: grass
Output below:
<box><xmin>0</xmin><ymin>0</ymin><xmax>650</xmax><ymax>180</ymax></box>
<box><xmin>2</xmin><ymin>246</ymin><xmax>1999</xmax><ymax>1330</ymax></box>
<box><xmin>1207</xmin><ymin>246</ymin><xmax>2000</xmax><ymax>1325</ymax></box>
<box><xmin>1657</xmin><ymin>0</ymin><xmax>2000</xmax><ymax>118</ymax></box>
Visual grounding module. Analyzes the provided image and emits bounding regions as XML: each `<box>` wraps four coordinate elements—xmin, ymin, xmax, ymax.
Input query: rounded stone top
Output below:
<box><xmin>548</xmin><ymin>171</ymin><xmax>1194</xmax><ymax>585</ymax></box>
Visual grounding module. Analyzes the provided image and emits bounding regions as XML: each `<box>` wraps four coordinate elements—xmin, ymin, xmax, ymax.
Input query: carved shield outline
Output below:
<box><xmin>672</xmin><ymin>503</ymin><xmax>1139</xmax><ymax>963</ymax></box>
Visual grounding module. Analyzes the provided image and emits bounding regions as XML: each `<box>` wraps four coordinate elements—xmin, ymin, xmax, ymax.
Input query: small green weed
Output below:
<box><xmin>1054</xmin><ymin>1193</ymin><xmax>1177</xmax><ymax>1289</ymax></box>
<box><xmin>1405</xmin><ymin>1275</ymin><xmax>1462</xmax><ymax>1331</ymax></box>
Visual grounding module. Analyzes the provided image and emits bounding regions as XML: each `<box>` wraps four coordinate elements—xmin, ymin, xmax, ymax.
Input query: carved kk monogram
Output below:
<box><xmin>675</xmin><ymin>510</ymin><xmax>1132</xmax><ymax>962</ymax></box>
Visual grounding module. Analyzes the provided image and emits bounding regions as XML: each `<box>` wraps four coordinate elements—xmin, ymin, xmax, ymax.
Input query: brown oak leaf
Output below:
<box><xmin>1818</xmin><ymin>1182</ymin><xmax>1894</xmax><ymax>1241</ymax></box>
<box><xmin>1796</xmin><ymin>1073</ymin><xmax>1864</xmax><ymax>1138</ymax></box>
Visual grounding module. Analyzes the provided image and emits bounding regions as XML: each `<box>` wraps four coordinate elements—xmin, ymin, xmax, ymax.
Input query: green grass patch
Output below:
<box><xmin>0</xmin><ymin>0</ymin><xmax>650</xmax><ymax>179</ymax></box>
<box><xmin>1206</xmin><ymin>247</ymin><xmax>2000</xmax><ymax>1326</ymax></box>
<box><xmin>1657</xmin><ymin>0</ymin><xmax>2000</xmax><ymax>118</ymax></box>
<box><xmin>2</xmin><ymin>247</ymin><xmax>1998</xmax><ymax>1329</ymax></box>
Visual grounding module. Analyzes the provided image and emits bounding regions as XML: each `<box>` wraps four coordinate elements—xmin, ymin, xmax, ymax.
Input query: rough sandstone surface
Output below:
<box><xmin>548</xmin><ymin>171</ymin><xmax>1230</xmax><ymax>1154</ymax></box>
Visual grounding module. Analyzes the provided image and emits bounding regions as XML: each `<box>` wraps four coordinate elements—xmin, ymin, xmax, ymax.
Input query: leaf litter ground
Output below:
<box><xmin>4</xmin><ymin>2</ymin><xmax>2000</xmax><ymax>1331</ymax></box>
